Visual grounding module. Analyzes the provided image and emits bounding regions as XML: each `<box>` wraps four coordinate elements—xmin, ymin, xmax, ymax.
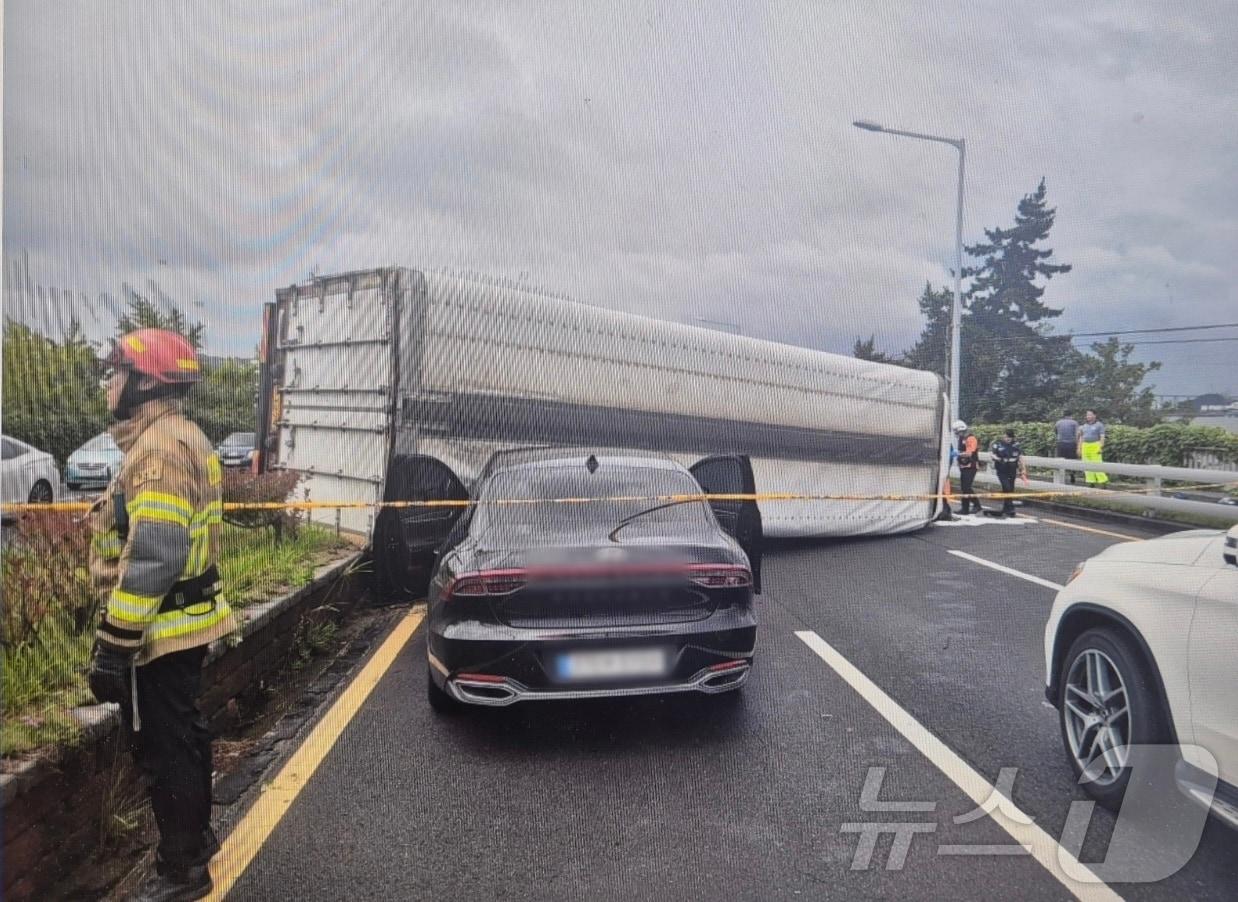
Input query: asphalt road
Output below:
<box><xmin>222</xmin><ymin>510</ymin><xmax>1238</xmax><ymax>901</ymax></box>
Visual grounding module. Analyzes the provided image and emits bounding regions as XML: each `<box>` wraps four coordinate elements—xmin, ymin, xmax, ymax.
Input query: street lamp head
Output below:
<box><xmin>853</xmin><ymin>120</ymin><xmax>884</xmax><ymax>132</ymax></box>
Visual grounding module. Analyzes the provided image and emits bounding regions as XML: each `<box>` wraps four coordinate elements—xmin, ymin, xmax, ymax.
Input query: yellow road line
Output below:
<box><xmin>206</xmin><ymin>606</ymin><xmax>425</xmax><ymax>900</ymax></box>
<box><xmin>1040</xmin><ymin>517</ymin><xmax>1141</xmax><ymax>542</ymax></box>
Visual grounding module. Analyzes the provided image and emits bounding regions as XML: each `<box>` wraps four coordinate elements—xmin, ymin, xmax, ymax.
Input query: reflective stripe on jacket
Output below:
<box><xmin>89</xmin><ymin>399</ymin><xmax>237</xmax><ymax>664</ymax></box>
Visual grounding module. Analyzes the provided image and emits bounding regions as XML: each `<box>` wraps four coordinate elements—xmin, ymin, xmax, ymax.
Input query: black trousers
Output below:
<box><xmin>119</xmin><ymin>646</ymin><xmax>214</xmax><ymax>869</ymax></box>
<box><xmin>959</xmin><ymin>467</ymin><xmax>979</xmax><ymax>513</ymax></box>
<box><xmin>1056</xmin><ymin>442</ymin><xmax>1078</xmax><ymax>483</ymax></box>
<box><xmin>996</xmin><ymin>468</ymin><xmax>1017</xmax><ymax>515</ymax></box>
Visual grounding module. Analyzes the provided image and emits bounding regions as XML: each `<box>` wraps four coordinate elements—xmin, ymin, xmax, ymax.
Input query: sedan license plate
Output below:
<box><xmin>554</xmin><ymin>648</ymin><xmax>669</xmax><ymax>683</ymax></box>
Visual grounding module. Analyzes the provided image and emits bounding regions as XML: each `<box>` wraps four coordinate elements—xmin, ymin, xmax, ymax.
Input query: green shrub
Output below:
<box><xmin>2</xmin><ymin>513</ymin><xmax>98</xmax><ymax>755</ymax></box>
<box><xmin>2</xmin><ymin>512</ymin><xmax>99</xmax><ymax>648</ymax></box>
<box><xmin>971</xmin><ymin>421</ymin><xmax>1238</xmax><ymax>467</ymax></box>
<box><xmin>2</xmin><ymin>510</ymin><xmax>349</xmax><ymax>757</ymax></box>
<box><xmin>222</xmin><ymin>469</ymin><xmax>303</xmax><ymax>541</ymax></box>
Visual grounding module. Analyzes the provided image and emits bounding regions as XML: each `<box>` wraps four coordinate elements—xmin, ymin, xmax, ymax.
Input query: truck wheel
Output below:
<box><xmin>370</xmin><ymin>455</ymin><xmax>440</xmax><ymax>602</ymax></box>
<box><xmin>369</xmin><ymin>519</ymin><xmax>407</xmax><ymax>602</ymax></box>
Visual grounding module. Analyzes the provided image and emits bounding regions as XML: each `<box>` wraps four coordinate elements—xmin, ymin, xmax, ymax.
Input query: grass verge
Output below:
<box><xmin>2</xmin><ymin>520</ymin><xmax>351</xmax><ymax>758</ymax></box>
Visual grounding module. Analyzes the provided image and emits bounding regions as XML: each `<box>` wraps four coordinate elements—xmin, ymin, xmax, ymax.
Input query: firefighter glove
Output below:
<box><xmin>88</xmin><ymin>640</ymin><xmax>133</xmax><ymax>705</ymax></box>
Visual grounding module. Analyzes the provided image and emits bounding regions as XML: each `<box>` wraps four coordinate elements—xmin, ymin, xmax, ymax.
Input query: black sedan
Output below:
<box><xmin>371</xmin><ymin>448</ymin><xmax>762</xmax><ymax>713</ymax></box>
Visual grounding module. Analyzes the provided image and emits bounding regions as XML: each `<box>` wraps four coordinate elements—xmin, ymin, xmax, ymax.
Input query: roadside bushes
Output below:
<box><xmin>1</xmin><ymin>469</ymin><xmax>345</xmax><ymax>756</ymax></box>
<box><xmin>2</xmin><ymin>513</ymin><xmax>97</xmax><ymax>753</ymax></box>
<box><xmin>221</xmin><ymin>469</ymin><xmax>303</xmax><ymax>541</ymax></box>
<box><xmin>2</xmin><ymin>513</ymin><xmax>98</xmax><ymax>648</ymax></box>
<box><xmin>971</xmin><ymin>421</ymin><xmax>1238</xmax><ymax>468</ymax></box>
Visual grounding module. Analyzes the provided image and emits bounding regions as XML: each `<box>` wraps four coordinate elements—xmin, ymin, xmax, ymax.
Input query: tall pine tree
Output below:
<box><xmin>116</xmin><ymin>284</ymin><xmax>206</xmax><ymax>350</ymax></box>
<box><xmin>854</xmin><ymin>180</ymin><xmax>1168</xmax><ymax>424</ymax></box>
<box><xmin>900</xmin><ymin>283</ymin><xmax>954</xmax><ymax>376</ymax></box>
<box><xmin>960</xmin><ymin>178</ymin><xmax>1073</xmax><ymax>421</ymax></box>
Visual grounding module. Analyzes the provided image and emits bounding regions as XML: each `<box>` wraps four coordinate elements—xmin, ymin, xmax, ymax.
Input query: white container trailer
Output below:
<box><xmin>256</xmin><ymin>267</ymin><xmax>949</xmax><ymax>540</ymax></box>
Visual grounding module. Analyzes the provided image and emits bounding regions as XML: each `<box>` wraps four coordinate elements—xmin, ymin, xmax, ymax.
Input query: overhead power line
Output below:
<box><xmin>1065</xmin><ymin>321</ymin><xmax>1238</xmax><ymax>338</ymax></box>
<box><xmin>1108</xmin><ymin>336</ymin><xmax>1238</xmax><ymax>347</ymax></box>
<box><xmin>943</xmin><ymin>331</ymin><xmax>1238</xmax><ymax>351</ymax></box>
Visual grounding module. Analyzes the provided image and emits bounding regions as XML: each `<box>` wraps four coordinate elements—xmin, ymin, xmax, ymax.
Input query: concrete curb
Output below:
<box><xmin>1016</xmin><ymin>497</ymin><xmax>1202</xmax><ymax>535</ymax></box>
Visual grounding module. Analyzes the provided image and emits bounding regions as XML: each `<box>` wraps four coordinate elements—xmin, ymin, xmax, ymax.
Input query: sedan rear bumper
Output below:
<box><xmin>427</xmin><ymin>607</ymin><xmax>756</xmax><ymax>705</ymax></box>
<box><xmin>444</xmin><ymin>661</ymin><xmax>750</xmax><ymax>706</ymax></box>
<box><xmin>65</xmin><ymin>468</ymin><xmax>110</xmax><ymax>486</ymax></box>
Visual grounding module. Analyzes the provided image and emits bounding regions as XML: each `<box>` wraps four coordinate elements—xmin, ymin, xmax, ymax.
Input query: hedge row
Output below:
<box><xmin>969</xmin><ymin>421</ymin><xmax>1238</xmax><ymax>468</ymax></box>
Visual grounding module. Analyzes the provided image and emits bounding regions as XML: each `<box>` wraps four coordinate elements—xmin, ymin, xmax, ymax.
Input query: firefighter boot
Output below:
<box><xmin>131</xmin><ymin>863</ymin><xmax>212</xmax><ymax>902</ymax></box>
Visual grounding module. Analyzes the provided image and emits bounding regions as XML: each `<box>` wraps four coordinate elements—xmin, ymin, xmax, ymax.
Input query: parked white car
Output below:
<box><xmin>1044</xmin><ymin>525</ymin><xmax>1238</xmax><ymax>828</ymax></box>
<box><xmin>1</xmin><ymin>435</ymin><xmax>60</xmax><ymax>516</ymax></box>
<box><xmin>65</xmin><ymin>432</ymin><xmax>125</xmax><ymax>491</ymax></box>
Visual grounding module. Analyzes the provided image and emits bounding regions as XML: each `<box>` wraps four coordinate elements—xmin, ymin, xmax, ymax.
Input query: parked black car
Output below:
<box><xmin>372</xmin><ymin>448</ymin><xmax>762</xmax><ymax>713</ymax></box>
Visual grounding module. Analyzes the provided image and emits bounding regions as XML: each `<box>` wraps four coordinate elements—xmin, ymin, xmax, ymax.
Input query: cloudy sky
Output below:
<box><xmin>4</xmin><ymin>0</ymin><xmax>1237</xmax><ymax>396</ymax></box>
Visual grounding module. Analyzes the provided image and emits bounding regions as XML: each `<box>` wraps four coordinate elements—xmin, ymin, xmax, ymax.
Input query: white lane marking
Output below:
<box><xmin>794</xmin><ymin>630</ymin><xmax>1119</xmax><ymax>902</ymax></box>
<box><xmin>947</xmin><ymin>549</ymin><xmax>1065</xmax><ymax>591</ymax></box>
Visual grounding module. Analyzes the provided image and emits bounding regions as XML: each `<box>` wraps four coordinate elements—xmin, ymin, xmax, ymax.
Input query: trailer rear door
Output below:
<box><xmin>270</xmin><ymin>270</ymin><xmax>403</xmax><ymax>537</ymax></box>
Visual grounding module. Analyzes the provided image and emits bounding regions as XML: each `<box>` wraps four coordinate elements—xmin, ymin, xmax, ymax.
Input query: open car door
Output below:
<box><xmin>689</xmin><ymin>455</ymin><xmax>763</xmax><ymax>594</ymax></box>
<box><xmin>372</xmin><ymin>454</ymin><xmax>469</xmax><ymax>600</ymax></box>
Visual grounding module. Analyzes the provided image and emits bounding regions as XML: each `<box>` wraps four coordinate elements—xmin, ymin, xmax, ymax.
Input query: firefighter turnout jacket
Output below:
<box><xmin>89</xmin><ymin>399</ymin><xmax>237</xmax><ymax>664</ymax></box>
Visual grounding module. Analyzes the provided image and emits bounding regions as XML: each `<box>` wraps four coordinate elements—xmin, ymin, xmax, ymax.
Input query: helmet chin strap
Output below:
<box><xmin>110</xmin><ymin>373</ymin><xmax>147</xmax><ymax>421</ymax></box>
<box><xmin>111</xmin><ymin>374</ymin><xmax>181</xmax><ymax>421</ymax></box>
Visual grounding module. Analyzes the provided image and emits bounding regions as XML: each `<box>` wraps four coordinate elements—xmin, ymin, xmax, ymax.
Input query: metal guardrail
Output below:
<box><xmin>973</xmin><ymin>453</ymin><xmax>1238</xmax><ymax>524</ymax></box>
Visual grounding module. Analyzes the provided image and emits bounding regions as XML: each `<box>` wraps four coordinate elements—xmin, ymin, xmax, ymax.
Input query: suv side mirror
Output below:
<box><xmin>1225</xmin><ymin>525</ymin><xmax>1238</xmax><ymax>567</ymax></box>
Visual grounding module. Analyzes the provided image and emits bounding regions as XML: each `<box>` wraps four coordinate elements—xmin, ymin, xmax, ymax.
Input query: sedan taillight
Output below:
<box><xmin>447</xmin><ymin>570</ymin><xmax>528</xmax><ymax>598</ymax></box>
<box><xmin>685</xmin><ymin>565</ymin><xmax>752</xmax><ymax>588</ymax></box>
<box><xmin>445</xmin><ymin>563</ymin><xmax>752</xmax><ymax>598</ymax></box>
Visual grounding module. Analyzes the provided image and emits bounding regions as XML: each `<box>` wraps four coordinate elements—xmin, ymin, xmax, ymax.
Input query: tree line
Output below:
<box><xmin>3</xmin><ymin>293</ymin><xmax>258</xmax><ymax>465</ymax></box>
<box><xmin>854</xmin><ymin>179</ymin><xmax>1163</xmax><ymax>427</ymax></box>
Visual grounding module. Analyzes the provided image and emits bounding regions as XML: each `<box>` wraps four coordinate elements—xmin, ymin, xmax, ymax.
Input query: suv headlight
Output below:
<box><xmin>1066</xmin><ymin>562</ymin><xmax>1086</xmax><ymax>584</ymax></box>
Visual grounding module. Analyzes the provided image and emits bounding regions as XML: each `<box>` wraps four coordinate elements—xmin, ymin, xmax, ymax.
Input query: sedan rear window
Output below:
<box><xmin>471</xmin><ymin>465</ymin><xmax>713</xmax><ymax>547</ymax></box>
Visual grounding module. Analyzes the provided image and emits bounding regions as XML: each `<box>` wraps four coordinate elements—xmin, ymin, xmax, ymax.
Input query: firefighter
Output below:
<box><xmin>952</xmin><ymin>420</ymin><xmax>981</xmax><ymax>515</ymax></box>
<box><xmin>989</xmin><ymin>428</ymin><xmax>1028</xmax><ymax>517</ymax></box>
<box><xmin>87</xmin><ymin>329</ymin><xmax>237</xmax><ymax>902</ymax></box>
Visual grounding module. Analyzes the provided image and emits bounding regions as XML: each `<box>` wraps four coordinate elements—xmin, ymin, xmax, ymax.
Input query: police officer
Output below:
<box><xmin>88</xmin><ymin>329</ymin><xmax>237</xmax><ymax>902</ymax></box>
<box><xmin>952</xmin><ymin>420</ymin><xmax>981</xmax><ymax>514</ymax></box>
<box><xmin>989</xmin><ymin>428</ymin><xmax>1028</xmax><ymax>518</ymax></box>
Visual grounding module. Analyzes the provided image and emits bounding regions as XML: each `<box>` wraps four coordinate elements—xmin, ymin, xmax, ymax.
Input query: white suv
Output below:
<box><xmin>1044</xmin><ymin>524</ymin><xmax>1238</xmax><ymax>827</ymax></box>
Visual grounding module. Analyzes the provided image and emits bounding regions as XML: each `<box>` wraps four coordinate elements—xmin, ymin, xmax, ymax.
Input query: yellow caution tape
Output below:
<box><xmin>3</xmin><ymin>481</ymin><xmax>1235</xmax><ymax>516</ymax></box>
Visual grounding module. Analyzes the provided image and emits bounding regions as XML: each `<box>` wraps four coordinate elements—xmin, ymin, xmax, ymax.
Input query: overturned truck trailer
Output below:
<box><xmin>256</xmin><ymin>267</ymin><xmax>948</xmax><ymax>540</ymax></box>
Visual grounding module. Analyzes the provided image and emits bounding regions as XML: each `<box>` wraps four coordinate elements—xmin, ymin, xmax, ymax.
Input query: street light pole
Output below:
<box><xmin>951</xmin><ymin>139</ymin><xmax>965</xmax><ymax>426</ymax></box>
<box><xmin>854</xmin><ymin>120</ymin><xmax>966</xmax><ymax>425</ymax></box>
